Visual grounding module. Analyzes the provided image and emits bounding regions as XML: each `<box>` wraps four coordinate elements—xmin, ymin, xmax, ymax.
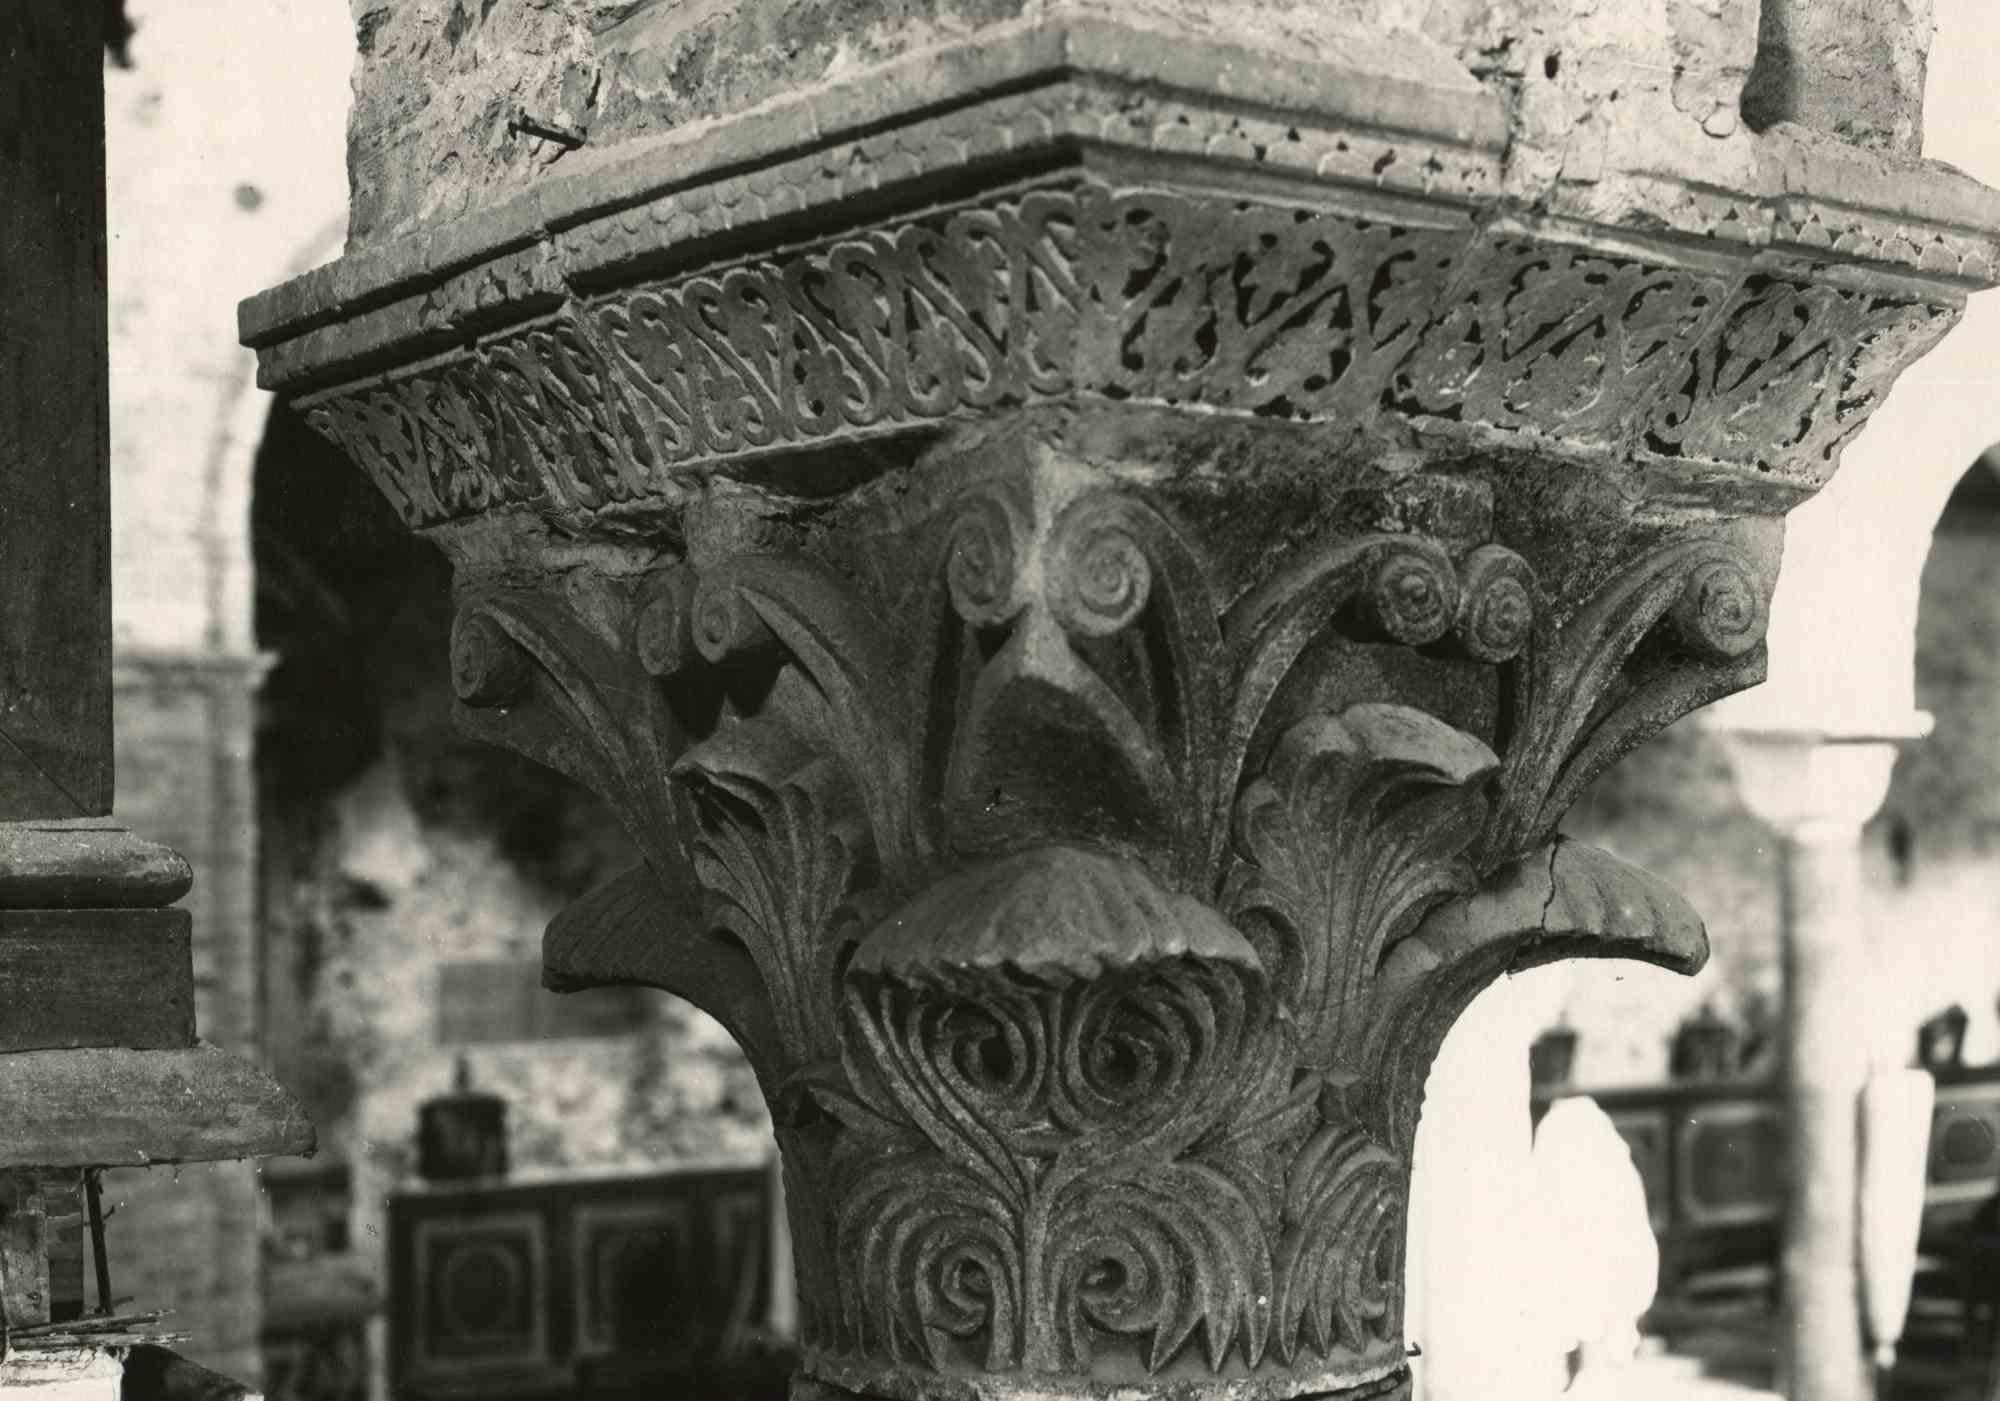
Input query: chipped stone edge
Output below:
<box><xmin>240</xmin><ymin>12</ymin><xmax>2000</xmax><ymax>395</ymax></box>
<box><xmin>240</xmin><ymin>15</ymin><xmax>1507</xmax><ymax>349</ymax></box>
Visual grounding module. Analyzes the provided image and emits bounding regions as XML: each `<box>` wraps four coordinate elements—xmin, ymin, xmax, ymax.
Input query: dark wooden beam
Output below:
<box><xmin>0</xmin><ymin>1045</ymin><xmax>316</xmax><ymax>1170</ymax></box>
<box><xmin>0</xmin><ymin>4</ymin><xmax>114</xmax><ymax>818</ymax></box>
<box><xmin>0</xmin><ymin>909</ymin><xmax>195</xmax><ymax>1052</ymax></box>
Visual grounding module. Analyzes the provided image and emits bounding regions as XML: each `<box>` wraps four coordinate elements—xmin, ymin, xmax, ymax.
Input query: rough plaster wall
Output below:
<box><xmin>252</xmin><ymin>411</ymin><xmax>773</xmax><ymax>1212</ymax></box>
<box><xmin>1742</xmin><ymin>0</ymin><xmax>1933</xmax><ymax>153</ymax></box>
<box><xmin>305</xmin><ymin>759</ymin><xmax>773</xmax><ymax>1303</ymax></box>
<box><xmin>105</xmin><ymin>0</ymin><xmax>351</xmax><ymax>655</ymax></box>
<box><xmin>97</xmin><ymin>670</ymin><xmax>264</xmax><ymax>1385</ymax></box>
<box><xmin>339</xmin><ymin>0</ymin><xmax>1931</xmax><ymax>249</ymax></box>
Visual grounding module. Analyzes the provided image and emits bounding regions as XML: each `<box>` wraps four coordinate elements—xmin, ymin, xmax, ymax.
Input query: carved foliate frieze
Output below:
<box><xmin>1390</xmin><ymin>239</ymin><xmax>1731</xmax><ymax>444</ymax></box>
<box><xmin>300</xmin><ymin>179</ymin><xmax>1958</xmax><ymax>532</ymax></box>
<box><xmin>1643</xmin><ymin>273</ymin><xmax>1957</xmax><ymax>474</ymax></box>
<box><xmin>436</xmin><ymin>435</ymin><xmax>1753</xmax><ymax>1398</ymax></box>
<box><xmin>1076</xmin><ymin>192</ymin><xmax>1456</xmax><ymax>420</ymax></box>
<box><xmin>306</xmin><ymin>190</ymin><xmax>1085</xmax><ymax>526</ymax></box>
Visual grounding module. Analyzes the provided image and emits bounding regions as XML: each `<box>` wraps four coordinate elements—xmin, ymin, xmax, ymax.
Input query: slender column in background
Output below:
<box><xmin>1720</xmin><ymin>734</ymin><xmax>1905</xmax><ymax>1401</ymax></box>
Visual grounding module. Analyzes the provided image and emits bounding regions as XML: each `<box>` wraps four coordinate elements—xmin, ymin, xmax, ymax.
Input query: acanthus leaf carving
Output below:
<box><xmin>257</xmin><ymin>39</ymin><xmax>1992</xmax><ymax>1390</ymax></box>
<box><xmin>1367</xmin><ymin>838</ymin><xmax>1709</xmax><ymax>1152</ymax></box>
<box><xmin>543</xmin><ymin>862</ymin><xmax>781</xmax><ymax>1068</ymax></box>
<box><xmin>1273</xmin><ymin>1123</ymin><xmax>1404</xmax><ymax>1365</ymax></box>
<box><xmin>1223</xmin><ymin>705</ymin><xmax>1497</xmax><ymax>1063</ymax></box>
<box><xmin>1223</xmin><ymin>534</ymin><xmax>1471</xmax><ymax>801</ymax></box>
<box><xmin>682</xmin><ymin>555</ymin><xmax>922</xmax><ymax>885</ymax></box>
<box><xmin>833</xmin><ymin>847</ymin><xmax>1281</xmax><ymax>1377</ymax></box>
<box><xmin>1481</xmin><ymin>533</ymin><xmax>1771</xmax><ymax>862</ymax></box>
<box><xmin>674</xmin><ymin>719</ymin><xmax>871</xmax><ymax>1066</ymax></box>
<box><xmin>431</xmin><ymin>453</ymin><xmax>1774</xmax><ymax>1398</ymax></box>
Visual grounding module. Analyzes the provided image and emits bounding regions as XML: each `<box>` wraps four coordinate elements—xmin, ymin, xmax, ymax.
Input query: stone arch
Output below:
<box><xmin>1721</xmin><ymin>0</ymin><xmax>2000</xmax><ymax>736</ymax></box>
<box><xmin>196</xmin><ymin>215</ymin><xmax>347</xmax><ymax>656</ymax></box>
<box><xmin>1867</xmin><ymin>451</ymin><xmax>2000</xmax><ymax>1065</ymax></box>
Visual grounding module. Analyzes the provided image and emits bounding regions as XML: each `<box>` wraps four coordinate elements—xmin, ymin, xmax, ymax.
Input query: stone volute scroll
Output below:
<box><xmin>242</xmin><ymin>1</ymin><xmax>2000</xmax><ymax>1395</ymax></box>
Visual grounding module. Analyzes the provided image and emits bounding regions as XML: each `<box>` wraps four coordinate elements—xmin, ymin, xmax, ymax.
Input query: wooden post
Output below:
<box><xmin>0</xmin><ymin>6</ymin><xmax>315</xmax><ymax>1393</ymax></box>
<box><xmin>0</xmin><ymin>2</ymin><xmax>113</xmax><ymax>820</ymax></box>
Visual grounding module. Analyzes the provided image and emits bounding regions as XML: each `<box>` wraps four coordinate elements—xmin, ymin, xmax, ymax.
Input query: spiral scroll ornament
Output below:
<box><xmin>822</xmin><ymin>849</ymin><xmax>1296</xmax><ymax>1380</ymax></box>
<box><xmin>946</xmin><ymin>493</ymin><xmax>1029</xmax><ymax>627</ymax></box>
<box><xmin>1668</xmin><ymin>555</ymin><xmax>1767</xmax><ymax>660</ymax></box>
<box><xmin>450</xmin><ymin>610</ymin><xmax>532</xmax><ymax>707</ymax></box>
<box><xmin>1361</xmin><ymin>546</ymin><xmax>1457</xmax><ymax>646</ymax></box>
<box><xmin>691</xmin><ymin>577</ymin><xmax>782</xmax><ymax>663</ymax></box>
<box><xmin>422</xmin><ymin>471</ymin><xmax>1781</xmax><ymax>1401</ymax></box>
<box><xmin>1050</xmin><ymin>500</ymin><xmax>1154</xmax><ymax>638</ymax></box>
<box><xmin>834</xmin><ymin>958</ymin><xmax>1279</xmax><ymax>1376</ymax></box>
<box><xmin>1453</xmin><ymin>544</ymin><xmax>1535</xmax><ymax>662</ymax></box>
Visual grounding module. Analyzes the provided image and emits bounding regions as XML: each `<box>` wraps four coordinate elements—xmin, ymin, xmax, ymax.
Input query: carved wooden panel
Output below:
<box><xmin>389</xmin><ymin>1166</ymin><xmax>771</xmax><ymax>1399</ymax></box>
<box><xmin>1677</xmin><ymin>1101</ymin><xmax>1785</xmax><ymax>1228</ymax></box>
<box><xmin>1924</xmin><ymin>1079</ymin><xmax>2000</xmax><ymax>1208</ymax></box>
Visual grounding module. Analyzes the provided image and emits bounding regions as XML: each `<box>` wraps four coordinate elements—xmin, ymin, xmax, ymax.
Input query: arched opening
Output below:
<box><xmin>247</xmin><ymin>402</ymin><xmax>779</xmax><ymax>1399</ymax></box>
<box><xmin>1407</xmin><ymin>452</ymin><xmax>2000</xmax><ymax>1399</ymax></box>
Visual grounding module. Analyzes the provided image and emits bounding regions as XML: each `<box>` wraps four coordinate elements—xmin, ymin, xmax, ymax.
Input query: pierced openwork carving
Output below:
<box><xmin>299</xmin><ymin>180</ymin><xmax>1956</xmax><ymax>532</ymax></box>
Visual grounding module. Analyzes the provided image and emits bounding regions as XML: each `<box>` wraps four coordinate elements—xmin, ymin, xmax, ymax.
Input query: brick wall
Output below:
<box><xmin>98</xmin><ymin>1</ymin><xmax>351</xmax><ymax>1375</ymax></box>
<box><xmin>104</xmin><ymin>661</ymin><xmax>267</xmax><ymax>1384</ymax></box>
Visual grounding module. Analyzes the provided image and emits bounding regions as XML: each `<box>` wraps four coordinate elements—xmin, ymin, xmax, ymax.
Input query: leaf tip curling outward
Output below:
<box><xmin>1383</xmin><ymin>838</ymin><xmax>1709</xmax><ymax>998</ymax></box>
<box><xmin>851</xmin><ymin>845</ymin><xmax>1262</xmax><ymax>985</ymax></box>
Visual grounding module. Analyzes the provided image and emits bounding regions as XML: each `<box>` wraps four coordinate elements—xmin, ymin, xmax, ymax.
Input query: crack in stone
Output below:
<box><xmin>1538</xmin><ymin>837</ymin><xmax>1564</xmax><ymax>933</ymax></box>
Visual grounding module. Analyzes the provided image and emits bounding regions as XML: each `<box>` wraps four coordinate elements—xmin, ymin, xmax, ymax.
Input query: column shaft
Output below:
<box><xmin>1779</xmin><ymin>827</ymin><xmax>1873</xmax><ymax>1401</ymax></box>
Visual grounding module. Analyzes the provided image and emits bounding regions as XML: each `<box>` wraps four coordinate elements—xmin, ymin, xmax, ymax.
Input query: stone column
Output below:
<box><xmin>240</xmin><ymin>6</ymin><xmax>2000</xmax><ymax>1396</ymax></box>
<box><xmin>1718</xmin><ymin>733</ymin><xmax>1905</xmax><ymax>1401</ymax></box>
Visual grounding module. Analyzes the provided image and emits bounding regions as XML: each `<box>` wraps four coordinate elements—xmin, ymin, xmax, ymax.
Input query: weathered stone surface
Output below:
<box><xmin>342</xmin><ymin>0</ymin><xmax>1474</xmax><ymax>246</ymax></box>
<box><xmin>248</xmin><ymin>6</ymin><xmax>2000</xmax><ymax>1396</ymax></box>
<box><xmin>271</xmin><ymin>175</ymin><xmax>1971</xmax><ymax>532</ymax></box>
<box><xmin>0</xmin><ymin>820</ymin><xmax>191</xmax><ymax>909</ymax></box>
<box><xmin>369</xmin><ymin>411</ymin><xmax>1787</xmax><ymax>1400</ymax></box>
<box><xmin>1743</xmin><ymin>0</ymin><xmax>1933</xmax><ymax>154</ymax></box>
<box><xmin>0</xmin><ymin>1044</ymin><xmax>316</xmax><ymax>1170</ymax></box>
<box><xmin>339</xmin><ymin>0</ymin><xmax>1945</xmax><ymax>251</ymax></box>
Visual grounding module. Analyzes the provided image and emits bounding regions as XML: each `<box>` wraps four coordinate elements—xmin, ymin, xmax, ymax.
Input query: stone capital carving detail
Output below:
<box><xmin>423</xmin><ymin>431</ymin><xmax>1742</xmax><ymax>1399</ymax></box>
<box><xmin>242</xmin><ymin>40</ymin><xmax>1999</xmax><ymax>1394</ymax></box>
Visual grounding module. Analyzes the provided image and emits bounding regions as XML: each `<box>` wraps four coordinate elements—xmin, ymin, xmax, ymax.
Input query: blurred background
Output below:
<box><xmin>86</xmin><ymin>3</ymin><xmax>2000</xmax><ymax>1400</ymax></box>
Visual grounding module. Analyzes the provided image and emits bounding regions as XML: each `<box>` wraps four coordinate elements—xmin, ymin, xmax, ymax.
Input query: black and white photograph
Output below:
<box><xmin>4</xmin><ymin>3</ymin><xmax>2000</xmax><ymax>1399</ymax></box>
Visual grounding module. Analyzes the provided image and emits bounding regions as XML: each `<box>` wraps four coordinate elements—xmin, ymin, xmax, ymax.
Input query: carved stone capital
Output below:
<box><xmin>409</xmin><ymin>426</ymin><xmax>1745</xmax><ymax>1399</ymax></box>
<box><xmin>243</xmin><ymin>19</ymin><xmax>2000</xmax><ymax>1397</ymax></box>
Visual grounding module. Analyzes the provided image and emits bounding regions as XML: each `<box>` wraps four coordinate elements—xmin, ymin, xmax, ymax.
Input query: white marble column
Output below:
<box><xmin>1718</xmin><ymin>730</ymin><xmax>1910</xmax><ymax>1401</ymax></box>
